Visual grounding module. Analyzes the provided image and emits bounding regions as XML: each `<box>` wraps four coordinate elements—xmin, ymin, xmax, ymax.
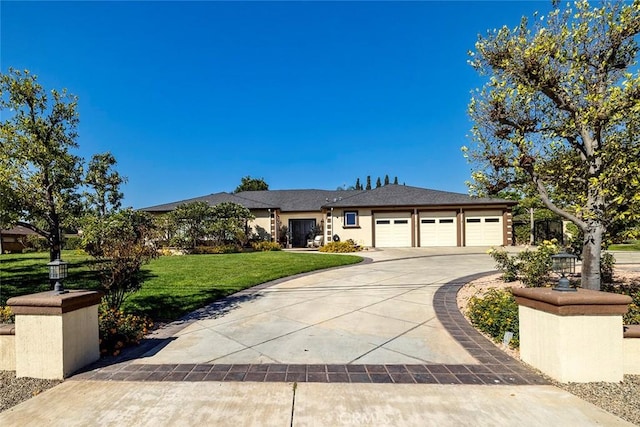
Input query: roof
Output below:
<box><xmin>322</xmin><ymin>184</ymin><xmax>516</xmax><ymax>208</ymax></box>
<box><xmin>0</xmin><ymin>225</ymin><xmax>41</xmax><ymax>236</ymax></box>
<box><xmin>140</xmin><ymin>185</ymin><xmax>515</xmax><ymax>213</ymax></box>
<box><xmin>140</xmin><ymin>192</ymin><xmax>275</xmax><ymax>212</ymax></box>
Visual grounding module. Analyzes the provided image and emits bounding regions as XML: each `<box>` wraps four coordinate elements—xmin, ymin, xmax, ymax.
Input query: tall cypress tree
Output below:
<box><xmin>375</xmin><ymin>177</ymin><xmax>382</xmax><ymax>188</ymax></box>
<box><xmin>366</xmin><ymin>176</ymin><xmax>372</xmax><ymax>190</ymax></box>
<box><xmin>384</xmin><ymin>175</ymin><xmax>390</xmax><ymax>186</ymax></box>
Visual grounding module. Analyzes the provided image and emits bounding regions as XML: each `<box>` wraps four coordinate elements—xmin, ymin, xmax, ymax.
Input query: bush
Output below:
<box><xmin>489</xmin><ymin>240</ymin><xmax>560</xmax><ymax>287</ymax></box>
<box><xmin>0</xmin><ymin>306</ymin><xmax>14</xmax><ymax>323</ymax></box>
<box><xmin>251</xmin><ymin>241</ymin><xmax>282</xmax><ymax>251</ymax></box>
<box><xmin>467</xmin><ymin>288</ymin><xmax>519</xmax><ymax>348</ymax></box>
<box><xmin>601</xmin><ymin>252</ymin><xmax>616</xmax><ymax>284</ymax></box>
<box><xmin>192</xmin><ymin>244</ymin><xmax>242</xmax><ymax>254</ymax></box>
<box><xmin>63</xmin><ymin>236</ymin><xmax>83</xmax><ymax>250</ymax></box>
<box><xmin>319</xmin><ymin>241</ymin><xmax>361</xmax><ymax>253</ymax></box>
<box><xmin>601</xmin><ymin>282</ymin><xmax>640</xmax><ymax>325</ymax></box>
<box><xmin>98</xmin><ymin>302</ymin><xmax>152</xmax><ymax>357</ymax></box>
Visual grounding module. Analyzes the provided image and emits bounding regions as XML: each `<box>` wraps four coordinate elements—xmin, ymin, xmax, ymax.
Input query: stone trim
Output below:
<box><xmin>0</xmin><ymin>324</ymin><xmax>15</xmax><ymax>335</ymax></box>
<box><xmin>624</xmin><ymin>325</ymin><xmax>640</xmax><ymax>339</ymax></box>
<box><xmin>512</xmin><ymin>287</ymin><xmax>632</xmax><ymax>316</ymax></box>
<box><xmin>7</xmin><ymin>290</ymin><xmax>103</xmax><ymax>315</ymax></box>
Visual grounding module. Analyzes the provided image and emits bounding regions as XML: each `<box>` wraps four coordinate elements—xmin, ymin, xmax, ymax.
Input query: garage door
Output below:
<box><xmin>420</xmin><ymin>211</ymin><xmax>457</xmax><ymax>247</ymax></box>
<box><xmin>374</xmin><ymin>212</ymin><xmax>412</xmax><ymax>247</ymax></box>
<box><xmin>465</xmin><ymin>211</ymin><xmax>503</xmax><ymax>246</ymax></box>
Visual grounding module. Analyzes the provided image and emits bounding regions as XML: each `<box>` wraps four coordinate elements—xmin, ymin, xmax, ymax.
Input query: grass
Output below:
<box><xmin>0</xmin><ymin>250</ymin><xmax>362</xmax><ymax>321</ymax></box>
<box><xmin>609</xmin><ymin>240</ymin><xmax>640</xmax><ymax>251</ymax></box>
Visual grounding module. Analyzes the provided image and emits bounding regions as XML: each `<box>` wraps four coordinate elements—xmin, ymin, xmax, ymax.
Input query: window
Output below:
<box><xmin>394</xmin><ymin>220</ymin><xmax>408</xmax><ymax>224</ymax></box>
<box><xmin>422</xmin><ymin>219</ymin><xmax>436</xmax><ymax>224</ymax></box>
<box><xmin>344</xmin><ymin>211</ymin><xmax>359</xmax><ymax>227</ymax></box>
<box><xmin>376</xmin><ymin>220</ymin><xmax>391</xmax><ymax>225</ymax></box>
<box><xmin>466</xmin><ymin>218</ymin><xmax>481</xmax><ymax>223</ymax></box>
<box><xmin>439</xmin><ymin>219</ymin><xmax>454</xmax><ymax>224</ymax></box>
<box><xmin>485</xmin><ymin>218</ymin><xmax>500</xmax><ymax>223</ymax></box>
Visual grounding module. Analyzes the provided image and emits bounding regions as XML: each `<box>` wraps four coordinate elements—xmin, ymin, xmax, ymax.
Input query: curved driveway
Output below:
<box><xmin>136</xmin><ymin>248</ymin><xmax>497</xmax><ymax>365</ymax></box>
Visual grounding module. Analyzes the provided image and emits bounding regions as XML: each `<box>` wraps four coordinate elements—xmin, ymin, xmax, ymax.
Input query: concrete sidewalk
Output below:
<box><xmin>0</xmin><ymin>248</ymin><xmax>634</xmax><ymax>425</ymax></box>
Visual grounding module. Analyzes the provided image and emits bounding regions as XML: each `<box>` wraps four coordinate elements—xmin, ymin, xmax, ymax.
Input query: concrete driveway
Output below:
<box><xmin>135</xmin><ymin>248</ymin><xmax>494</xmax><ymax>365</ymax></box>
<box><xmin>0</xmin><ymin>248</ymin><xmax>633</xmax><ymax>426</ymax></box>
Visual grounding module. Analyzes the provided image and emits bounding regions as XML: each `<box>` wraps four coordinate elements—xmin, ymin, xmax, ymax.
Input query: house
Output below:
<box><xmin>141</xmin><ymin>184</ymin><xmax>516</xmax><ymax>248</ymax></box>
<box><xmin>0</xmin><ymin>225</ymin><xmax>41</xmax><ymax>254</ymax></box>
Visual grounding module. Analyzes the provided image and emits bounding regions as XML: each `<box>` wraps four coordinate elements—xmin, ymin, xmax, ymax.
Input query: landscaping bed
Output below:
<box><xmin>458</xmin><ymin>267</ymin><xmax>640</xmax><ymax>426</ymax></box>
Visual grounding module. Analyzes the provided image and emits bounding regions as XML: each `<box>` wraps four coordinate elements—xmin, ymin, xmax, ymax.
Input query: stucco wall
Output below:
<box><xmin>329</xmin><ymin>208</ymin><xmax>373</xmax><ymax>247</ymax></box>
<box><xmin>249</xmin><ymin>209</ymin><xmax>272</xmax><ymax>240</ymax></box>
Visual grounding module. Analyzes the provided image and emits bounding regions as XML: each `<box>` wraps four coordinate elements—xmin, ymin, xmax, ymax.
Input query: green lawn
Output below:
<box><xmin>609</xmin><ymin>240</ymin><xmax>640</xmax><ymax>251</ymax></box>
<box><xmin>0</xmin><ymin>250</ymin><xmax>362</xmax><ymax>321</ymax></box>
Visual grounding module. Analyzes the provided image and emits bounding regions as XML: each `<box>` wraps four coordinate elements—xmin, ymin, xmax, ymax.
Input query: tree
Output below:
<box><xmin>393</xmin><ymin>176</ymin><xmax>399</xmax><ymax>185</ymax></box>
<box><xmin>209</xmin><ymin>202</ymin><xmax>254</xmax><ymax>245</ymax></box>
<box><xmin>355</xmin><ymin>178</ymin><xmax>362</xmax><ymax>190</ymax></box>
<box><xmin>384</xmin><ymin>175</ymin><xmax>390</xmax><ymax>186</ymax></box>
<box><xmin>84</xmin><ymin>152</ymin><xmax>126</xmax><ymax>217</ymax></box>
<box><xmin>0</xmin><ymin>68</ymin><xmax>84</xmax><ymax>261</ymax></box>
<box><xmin>234</xmin><ymin>176</ymin><xmax>268</xmax><ymax>193</ymax></box>
<box><xmin>167</xmin><ymin>201</ymin><xmax>214</xmax><ymax>249</ymax></box>
<box><xmin>81</xmin><ymin>209</ymin><xmax>157</xmax><ymax>310</ymax></box>
<box><xmin>366</xmin><ymin>176</ymin><xmax>372</xmax><ymax>190</ymax></box>
<box><xmin>466</xmin><ymin>1</ymin><xmax>640</xmax><ymax>290</ymax></box>
<box><xmin>375</xmin><ymin>177</ymin><xmax>382</xmax><ymax>188</ymax></box>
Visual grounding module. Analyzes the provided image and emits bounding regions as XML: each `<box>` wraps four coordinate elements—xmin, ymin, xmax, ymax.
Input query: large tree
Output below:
<box><xmin>84</xmin><ymin>152</ymin><xmax>126</xmax><ymax>217</ymax></box>
<box><xmin>234</xmin><ymin>176</ymin><xmax>269</xmax><ymax>193</ymax></box>
<box><xmin>0</xmin><ymin>69</ymin><xmax>84</xmax><ymax>261</ymax></box>
<box><xmin>466</xmin><ymin>1</ymin><xmax>640</xmax><ymax>290</ymax></box>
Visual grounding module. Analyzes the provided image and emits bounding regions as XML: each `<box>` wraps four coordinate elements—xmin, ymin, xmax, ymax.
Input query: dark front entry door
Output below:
<box><xmin>289</xmin><ymin>219</ymin><xmax>316</xmax><ymax>247</ymax></box>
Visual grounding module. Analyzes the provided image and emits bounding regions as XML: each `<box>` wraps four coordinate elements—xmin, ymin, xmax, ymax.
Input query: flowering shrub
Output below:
<box><xmin>192</xmin><ymin>244</ymin><xmax>242</xmax><ymax>254</ymax></box>
<box><xmin>99</xmin><ymin>302</ymin><xmax>152</xmax><ymax>357</ymax></box>
<box><xmin>0</xmin><ymin>306</ymin><xmax>14</xmax><ymax>323</ymax></box>
<box><xmin>489</xmin><ymin>240</ymin><xmax>560</xmax><ymax>287</ymax></box>
<box><xmin>251</xmin><ymin>241</ymin><xmax>282</xmax><ymax>251</ymax></box>
<box><xmin>467</xmin><ymin>288</ymin><xmax>519</xmax><ymax>348</ymax></box>
<box><xmin>319</xmin><ymin>240</ymin><xmax>361</xmax><ymax>253</ymax></box>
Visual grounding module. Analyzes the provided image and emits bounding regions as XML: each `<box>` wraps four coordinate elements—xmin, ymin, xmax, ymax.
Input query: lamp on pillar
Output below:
<box><xmin>47</xmin><ymin>258</ymin><xmax>69</xmax><ymax>294</ymax></box>
<box><xmin>551</xmin><ymin>252</ymin><xmax>578</xmax><ymax>292</ymax></box>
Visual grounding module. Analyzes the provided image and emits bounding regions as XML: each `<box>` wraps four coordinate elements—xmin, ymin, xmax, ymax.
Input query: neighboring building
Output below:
<box><xmin>141</xmin><ymin>184</ymin><xmax>516</xmax><ymax>248</ymax></box>
<box><xmin>0</xmin><ymin>225</ymin><xmax>42</xmax><ymax>254</ymax></box>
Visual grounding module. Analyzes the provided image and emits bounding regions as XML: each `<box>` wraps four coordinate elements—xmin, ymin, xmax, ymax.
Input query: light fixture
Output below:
<box><xmin>47</xmin><ymin>258</ymin><xmax>69</xmax><ymax>294</ymax></box>
<box><xmin>551</xmin><ymin>252</ymin><xmax>578</xmax><ymax>292</ymax></box>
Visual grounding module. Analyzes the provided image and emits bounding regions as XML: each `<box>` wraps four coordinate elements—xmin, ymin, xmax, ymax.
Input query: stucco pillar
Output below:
<box><xmin>512</xmin><ymin>287</ymin><xmax>631</xmax><ymax>383</ymax></box>
<box><xmin>7</xmin><ymin>290</ymin><xmax>103</xmax><ymax>379</ymax></box>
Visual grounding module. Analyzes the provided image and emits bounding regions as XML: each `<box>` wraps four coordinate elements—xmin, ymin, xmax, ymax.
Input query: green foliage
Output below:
<box><xmin>601</xmin><ymin>282</ymin><xmax>640</xmax><ymax>325</ymax></box>
<box><xmin>98</xmin><ymin>302</ymin><xmax>152</xmax><ymax>357</ymax></box>
<box><xmin>251</xmin><ymin>241</ymin><xmax>282</xmax><ymax>251</ymax></box>
<box><xmin>167</xmin><ymin>201</ymin><xmax>214</xmax><ymax>250</ymax></box>
<box><xmin>63</xmin><ymin>236</ymin><xmax>83</xmax><ymax>250</ymax></box>
<box><xmin>0</xmin><ymin>68</ymin><xmax>85</xmax><ymax>261</ymax></box>
<box><xmin>467</xmin><ymin>288</ymin><xmax>519</xmax><ymax>348</ymax></box>
<box><xmin>209</xmin><ymin>202</ymin><xmax>254</xmax><ymax>246</ymax></box>
<box><xmin>600</xmin><ymin>252</ymin><xmax>616</xmax><ymax>284</ymax></box>
<box><xmin>467</xmin><ymin>1</ymin><xmax>640</xmax><ymax>290</ymax></box>
<box><xmin>0</xmin><ymin>306</ymin><xmax>14</xmax><ymax>323</ymax></box>
<box><xmin>84</xmin><ymin>152</ymin><xmax>126</xmax><ymax>217</ymax></box>
<box><xmin>319</xmin><ymin>240</ymin><xmax>361</xmax><ymax>253</ymax></box>
<box><xmin>81</xmin><ymin>209</ymin><xmax>158</xmax><ymax>310</ymax></box>
<box><xmin>192</xmin><ymin>244</ymin><xmax>242</xmax><ymax>254</ymax></box>
<box><xmin>489</xmin><ymin>240</ymin><xmax>560</xmax><ymax>287</ymax></box>
<box><xmin>25</xmin><ymin>234</ymin><xmax>48</xmax><ymax>252</ymax></box>
<box><xmin>609</xmin><ymin>240</ymin><xmax>640</xmax><ymax>251</ymax></box>
<box><xmin>234</xmin><ymin>176</ymin><xmax>268</xmax><ymax>193</ymax></box>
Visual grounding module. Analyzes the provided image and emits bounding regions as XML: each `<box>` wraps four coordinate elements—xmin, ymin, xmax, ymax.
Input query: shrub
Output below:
<box><xmin>0</xmin><ymin>306</ymin><xmax>14</xmax><ymax>323</ymax></box>
<box><xmin>63</xmin><ymin>236</ymin><xmax>83</xmax><ymax>250</ymax></box>
<box><xmin>319</xmin><ymin>241</ymin><xmax>361</xmax><ymax>253</ymax></box>
<box><xmin>601</xmin><ymin>282</ymin><xmax>640</xmax><ymax>325</ymax></box>
<box><xmin>98</xmin><ymin>302</ymin><xmax>152</xmax><ymax>357</ymax></box>
<box><xmin>467</xmin><ymin>288</ymin><xmax>519</xmax><ymax>348</ymax></box>
<box><xmin>600</xmin><ymin>252</ymin><xmax>616</xmax><ymax>284</ymax></box>
<box><xmin>251</xmin><ymin>241</ymin><xmax>282</xmax><ymax>251</ymax></box>
<box><xmin>192</xmin><ymin>244</ymin><xmax>242</xmax><ymax>254</ymax></box>
<box><xmin>489</xmin><ymin>240</ymin><xmax>560</xmax><ymax>287</ymax></box>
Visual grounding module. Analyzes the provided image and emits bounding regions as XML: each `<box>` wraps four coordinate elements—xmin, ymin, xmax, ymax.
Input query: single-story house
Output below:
<box><xmin>141</xmin><ymin>184</ymin><xmax>516</xmax><ymax>248</ymax></box>
<box><xmin>0</xmin><ymin>225</ymin><xmax>41</xmax><ymax>254</ymax></box>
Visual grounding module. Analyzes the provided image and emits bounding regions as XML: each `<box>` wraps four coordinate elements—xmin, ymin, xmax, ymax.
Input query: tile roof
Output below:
<box><xmin>140</xmin><ymin>185</ymin><xmax>514</xmax><ymax>212</ymax></box>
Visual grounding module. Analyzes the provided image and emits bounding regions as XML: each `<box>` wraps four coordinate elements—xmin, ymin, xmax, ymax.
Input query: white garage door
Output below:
<box><xmin>465</xmin><ymin>211</ymin><xmax>503</xmax><ymax>246</ymax></box>
<box><xmin>420</xmin><ymin>211</ymin><xmax>457</xmax><ymax>247</ymax></box>
<box><xmin>375</xmin><ymin>212</ymin><xmax>412</xmax><ymax>247</ymax></box>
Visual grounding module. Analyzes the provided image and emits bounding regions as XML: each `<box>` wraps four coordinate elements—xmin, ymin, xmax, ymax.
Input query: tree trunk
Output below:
<box><xmin>529</xmin><ymin>207</ymin><xmax>535</xmax><ymax>245</ymax></box>
<box><xmin>580</xmin><ymin>221</ymin><xmax>603</xmax><ymax>290</ymax></box>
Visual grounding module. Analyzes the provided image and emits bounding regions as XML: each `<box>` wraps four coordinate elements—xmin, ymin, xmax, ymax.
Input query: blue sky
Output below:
<box><xmin>1</xmin><ymin>1</ymin><xmax>548</xmax><ymax>209</ymax></box>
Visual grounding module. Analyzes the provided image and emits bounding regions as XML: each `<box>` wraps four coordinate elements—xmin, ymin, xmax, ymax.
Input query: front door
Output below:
<box><xmin>289</xmin><ymin>219</ymin><xmax>316</xmax><ymax>247</ymax></box>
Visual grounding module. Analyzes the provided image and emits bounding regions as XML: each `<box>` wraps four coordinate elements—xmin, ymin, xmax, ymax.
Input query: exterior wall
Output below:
<box><xmin>519</xmin><ymin>305</ymin><xmax>625</xmax><ymax>382</ymax></box>
<box><xmin>329</xmin><ymin>208</ymin><xmax>373</xmax><ymax>247</ymax></box>
<box><xmin>624</xmin><ymin>338</ymin><xmax>640</xmax><ymax>374</ymax></box>
<box><xmin>248</xmin><ymin>209</ymin><xmax>272</xmax><ymax>240</ymax></box>
<box><xmin>0</xmin><ymin>326</ymin><xmax>15</xmax><ymax>371</ymax></box>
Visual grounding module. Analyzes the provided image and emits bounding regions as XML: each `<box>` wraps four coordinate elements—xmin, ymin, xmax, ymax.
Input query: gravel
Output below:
<box><xmin>0</xmin><ymin>371</ymin><xmax>61</xmax><ymax>412</ymax></box>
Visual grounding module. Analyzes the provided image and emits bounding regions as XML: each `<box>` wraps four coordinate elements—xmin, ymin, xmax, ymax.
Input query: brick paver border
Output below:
<box><xmin>73</xmin><ymin>272</ymin><xmax>547</xmax><ymax>385</ymax></box>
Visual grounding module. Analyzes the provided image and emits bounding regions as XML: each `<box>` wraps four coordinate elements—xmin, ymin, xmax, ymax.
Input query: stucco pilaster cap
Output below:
<box><xmin>512</xmin><ymin>287</ymin><xmax>632</xmax><ymax>316</ymax></box>
<box><xmin>7</xmin><ymin>290</ymin><xmax>103</xmax><ymax>315</ymax></box>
